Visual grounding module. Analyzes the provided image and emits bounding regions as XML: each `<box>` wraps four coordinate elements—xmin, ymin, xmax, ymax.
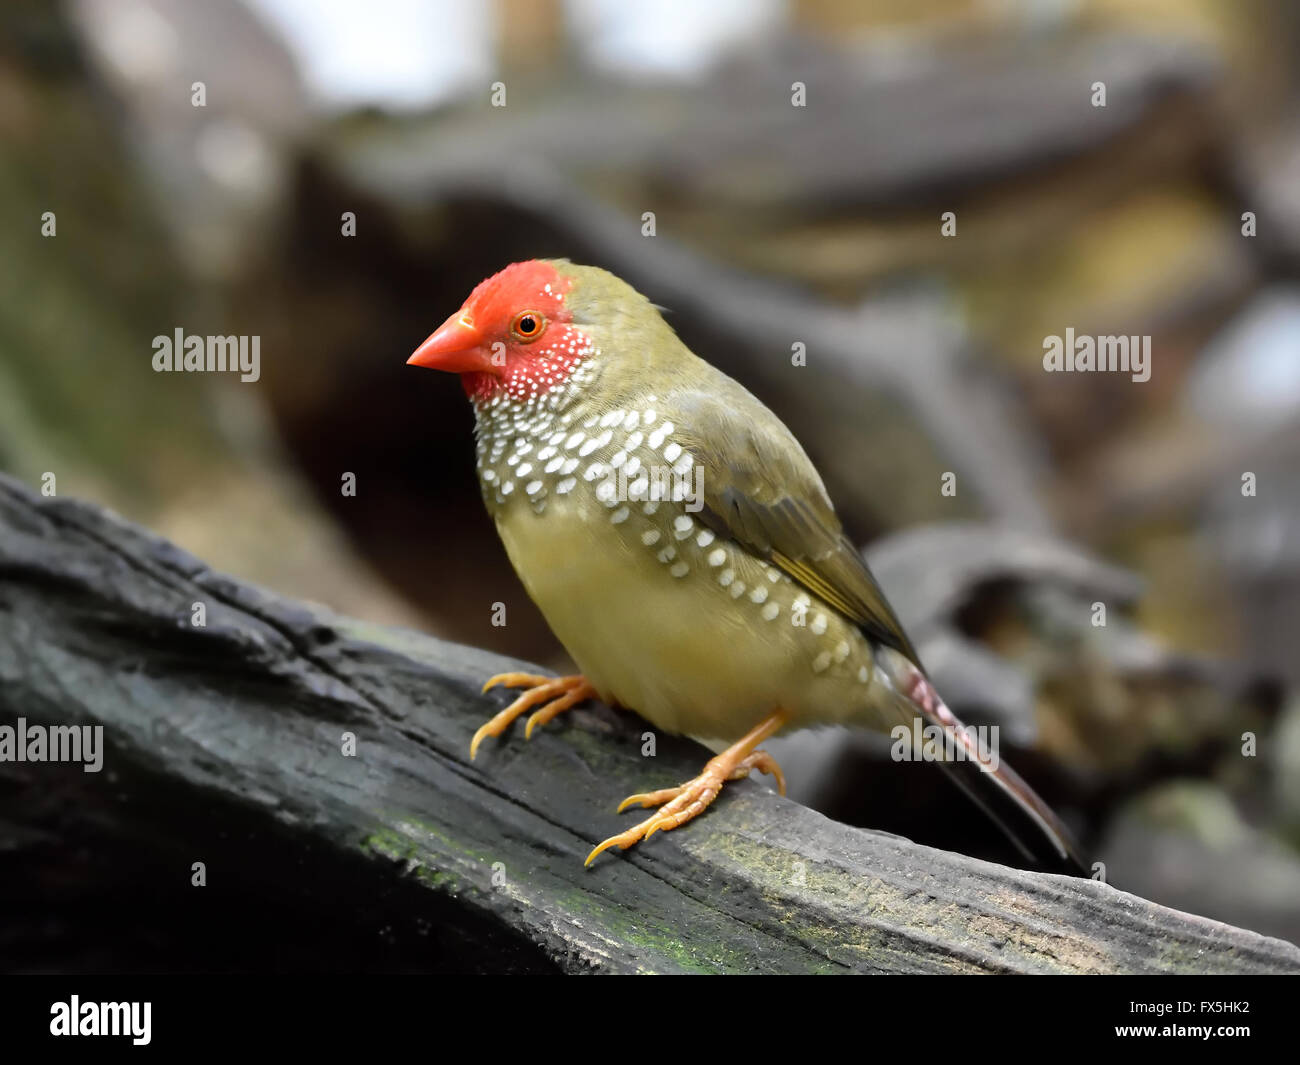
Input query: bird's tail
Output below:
<box><xmin>875</xmin><ymin>646</ymin><xmax>1088</xmax><ymax>875</ymax></box>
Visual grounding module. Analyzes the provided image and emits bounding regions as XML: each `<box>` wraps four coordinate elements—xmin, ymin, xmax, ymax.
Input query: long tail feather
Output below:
<box><xmin>876</xmin><ymin>647</ymin><xmax>1088</xmax><ymax>875</ymax></box>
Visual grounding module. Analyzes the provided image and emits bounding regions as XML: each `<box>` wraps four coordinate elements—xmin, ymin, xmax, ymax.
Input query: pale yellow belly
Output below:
<box><xmin>494</xmin><ymin>495</ymin><xmax>880</xmax><ymax>744</ymax></box>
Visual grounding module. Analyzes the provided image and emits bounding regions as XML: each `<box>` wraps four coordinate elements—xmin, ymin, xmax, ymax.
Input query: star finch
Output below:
<box><xmin>409</xmin><ymin>260</ymin><xmax>1083</xmax><ymax>871</ymax></box>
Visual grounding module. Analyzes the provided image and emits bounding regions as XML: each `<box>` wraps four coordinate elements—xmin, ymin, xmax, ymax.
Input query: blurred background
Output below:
<box><xmin>2</xmin><ymin>0</ymin><xmax>1299</xmax><ymax>945</ymax></box>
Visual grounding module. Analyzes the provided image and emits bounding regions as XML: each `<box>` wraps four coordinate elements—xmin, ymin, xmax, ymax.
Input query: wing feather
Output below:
<box><xmin>670</xmin><ymin>386</ymin><xmax>923</xmax><ymax>669</ymax></box>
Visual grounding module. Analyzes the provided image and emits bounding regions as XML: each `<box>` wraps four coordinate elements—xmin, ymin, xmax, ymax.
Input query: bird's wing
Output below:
<box><xmin>671</xmin><ymin>386</ymin><xmax>923</xmax><ymax>669</ymax></box>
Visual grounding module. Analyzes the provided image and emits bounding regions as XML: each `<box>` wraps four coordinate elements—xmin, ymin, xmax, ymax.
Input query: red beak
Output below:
<box><xmin>407</xmin><ymin>311</ymin><xmax>496</xmax><ymax>374</ymax></box>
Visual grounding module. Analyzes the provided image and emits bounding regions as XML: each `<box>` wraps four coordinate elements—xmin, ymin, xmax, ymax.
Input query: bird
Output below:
<box><xmin>407</xmin><ymin>259</ymin><xmax>1085</xmax><ymax>872</ymax></box>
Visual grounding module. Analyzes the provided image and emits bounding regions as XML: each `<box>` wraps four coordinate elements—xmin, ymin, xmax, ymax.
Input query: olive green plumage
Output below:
<box><xmin>470</xmin><ymin>261</ymin><xmax>918</xmax><ymax>746</ymax></box>
<box><xmin>419</xmin><ymin>259</ymin><xmax>1083</xmax><ymax>871</ymax></box>
<box><xmin>551</xmin><ymin>261</ymin><xmax>921</xmax><ymax>665</ymax></box>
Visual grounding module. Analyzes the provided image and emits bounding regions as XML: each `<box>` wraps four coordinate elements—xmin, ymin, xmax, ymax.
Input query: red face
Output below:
<box><xmin>408</xmin><ymin>261</ymin><xmax>587</xmax><ymax>403</ymax></box>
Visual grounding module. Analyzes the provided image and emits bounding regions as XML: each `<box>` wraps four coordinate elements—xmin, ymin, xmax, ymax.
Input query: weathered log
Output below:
<box><xmin>1</xmin><ymin>473</ymin><xmax>1296</xmax><ymax>974</ymax></box>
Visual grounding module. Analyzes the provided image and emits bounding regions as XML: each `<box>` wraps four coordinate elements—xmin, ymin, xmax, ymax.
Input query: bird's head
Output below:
<box><xmin>408</xmin><ymin>259</ymin><xmax>592</xmax><ymax>403</ymax></box>
<box><xmin>409</xmin><ymin>259</ymin><xmax>677</xmax><ymax>406</ymax></box>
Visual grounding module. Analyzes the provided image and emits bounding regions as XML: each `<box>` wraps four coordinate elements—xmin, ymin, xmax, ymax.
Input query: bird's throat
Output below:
<box><xmin>471</xmin><ymin>347</ymin><xmax>604</xmax><ymax>516</ymax></box>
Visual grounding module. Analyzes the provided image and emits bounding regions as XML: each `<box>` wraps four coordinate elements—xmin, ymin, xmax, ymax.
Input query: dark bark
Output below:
<box><xmin>1</xmin><ymin>473</ymin><xmax>1296</xmax><ymax>974</ymax></box>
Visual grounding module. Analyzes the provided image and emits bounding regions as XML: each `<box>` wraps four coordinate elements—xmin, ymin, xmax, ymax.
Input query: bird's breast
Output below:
<box><xmin>477</xmin><ymin>396</ymin><xmax>884</xmax><ymax>743</ymax></box>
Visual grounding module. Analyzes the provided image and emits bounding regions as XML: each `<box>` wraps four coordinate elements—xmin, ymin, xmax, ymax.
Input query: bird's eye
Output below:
<box><xmin>511</xmin><ymin>311</ymin><xmax>545</xmax><ymax>342</ymax></box>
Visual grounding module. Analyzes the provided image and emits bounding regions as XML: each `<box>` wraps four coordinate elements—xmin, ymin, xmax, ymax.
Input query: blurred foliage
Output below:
<box><xmin>0</xmin><ymin>1</ymin><xmax>217</xmax><ymax>503</ymax></box>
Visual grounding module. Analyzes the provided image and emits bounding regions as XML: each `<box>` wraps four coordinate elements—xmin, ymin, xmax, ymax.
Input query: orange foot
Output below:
<box><xmin>585</xmin><ymin>712</ymin><xmax>787</xmax><ymax>866</ymax></box>
<box><xmin>470</xmin><ymin>673</ymin><xmax>596</xmax><ymax>760</ymax></box>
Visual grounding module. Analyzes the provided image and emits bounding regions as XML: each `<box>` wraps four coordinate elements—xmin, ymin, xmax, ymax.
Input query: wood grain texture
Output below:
<box><xmin>1</xmin><ymin>473</ymin><xmax>1296</xmax><ymax>974</ymax></box>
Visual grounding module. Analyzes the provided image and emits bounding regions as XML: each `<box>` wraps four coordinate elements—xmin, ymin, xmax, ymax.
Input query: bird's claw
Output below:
<box><xmin>470</xmin><ymin>673</ymin><xmax>595</xmax><ymax>759</ymax></box>
<box><xmin>481</xmin><ymin>671</ymin><xmax>551</xmax><ymax>695</ymax></box>
<box><xmin>585</xmin><ymin>746</ymin><xmax>785</xmax><ymax>866</ymax></box>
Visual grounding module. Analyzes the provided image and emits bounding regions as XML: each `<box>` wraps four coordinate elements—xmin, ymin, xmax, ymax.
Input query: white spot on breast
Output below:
<box><xmin>834</xmin><ymin>640</ymin><xmax>850</xmax><ymax>662</ymax></box>
<box><xmin>516</xmin><ymin>462</ymin><xmax>532</xmax><ymax>477</ymax></box>
<box><xmin>483</xmin><ymin>469</ymin><xmax>497</xmax><ymax>482</ymax></box>
<box><xmin>729</xmin><ymin>581</ymin><xmax>746</xmax><ymax>598</ymax></box>
<box><xmin>561</xmin><ymin>458</ymin><xmax>579</xmax><ymax>475</ymax></box>
<box><xmin>696</xmin><ymin>529</ymin><xmax>714</xmax><ymax>548</ymax></box>
<box><xmin>564</xmin><ymin>432</ymin><xmax>584</xmax><ymax>450</ymax></box>
<box><xmin>663</xmin><ymin>442</ymin><xmax>682</xmax><ymax>462</ymax></box>
<box><xmin>670</xmin><ymin>560</ymin><xmax>689</xmax><ymax>578</ymax></box>
<box><xmin>718</xmin><ymin>568</ymin><xmax>734</xmax><ymax>587</ymax></box>
<box><xmin>583</xmin><ymin>463</ymin><xmax>605</xmax><ymax>481</ymax></box>
<box><xmin>610</xmin><ymin>450</ymin><xmax>627</xmax><ymax>468</ymax></box>
<box><xmin>649</xmin><ymin>421</ymin><xmax>674</xmax><ymax>448</ymax></box>
<box><xmin>501</xmin><ymin>481</ymin><xmax>515</xmax><ymax>495</ymax></box>
<box><xmin>811</xmin><ymin>614</ymin><xmax>828</xmax><ymax>635</ymax></box>
<box><xmin>611</xmin><ymin>506</ymin><xmax>630</xmax><ymax>524</ymax></box>
<box><xmin>600</xmin><ymin>410</ymin><xmax>625</xmax><ymax>428</ymax></box>
<box><xmin>858</xmin><ymin>665</ymin><xmax>870</xmax><ymax>683</ymax></box>
<box><xmin>708</xmin><ymin>548</ymin><xmax>727</xmax><ymax>568</ymax></box>
<box><xmin>544</xmin><ymin>456</ymin><xmax>564</xmax><ymax>473</ymax></box>
<box><xmin>641</xmin><ymin>529</ymin><xmax>660</xmax><ymax>546</ymax></box>
<box><xmin>643</xmin><ymin>409</ymin><xmax>656</xmax><ymax>425</ymax></box>
<box><xmin>673</xmin><ymin>516</ymin><xmax>693</xmax><ymax>539</ymax></box>
<box><xmin>556</xmin><ymin>477</ymin><xmax>577</xmax><ymax>494</ymax></box>
<box><xmin>623</xmin><ymin>455</ymin><xmax>641</xmax><ymax>477</ymax></box>
<box><xmin>643</xmin><ymin>501</ymin><xmax>659</xmax><ymax>515</ymax></box>
<box><xmin>761</xmin><ymin>602</ymin><xmax>780</xmax><ymax>621</ymax></box>
<box><xmin>506</xmin><ymin>454</ymin><xmax>519</xmax><ymax>466</ymax></box>
<box><xmin>583</xmin><ymin>415</ymin><xmax>599</xmax><ymax>429</ymax></box>
<box><xmin>812</xmin><ymin>651</ymin><xmax>832</xmax><ymax>674</ymax></box>
<box><xmin>750</xmin><ymin>585</ymin><xmax>768</xmax><ymax>604</ymax></box>
<box><xmin>537</xmin><ymin>446</ymin><xmax>556</xmax><ymax>461</ymax></box>
<box><xmin>657</xmin><ymin>545</ymin><xmax>676</xmax><ymax>563</ymax></box>
<box><xmin>624</xmin><ymin>412</ymin><xmax>640</xmax><ymax>430</ymax></box>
